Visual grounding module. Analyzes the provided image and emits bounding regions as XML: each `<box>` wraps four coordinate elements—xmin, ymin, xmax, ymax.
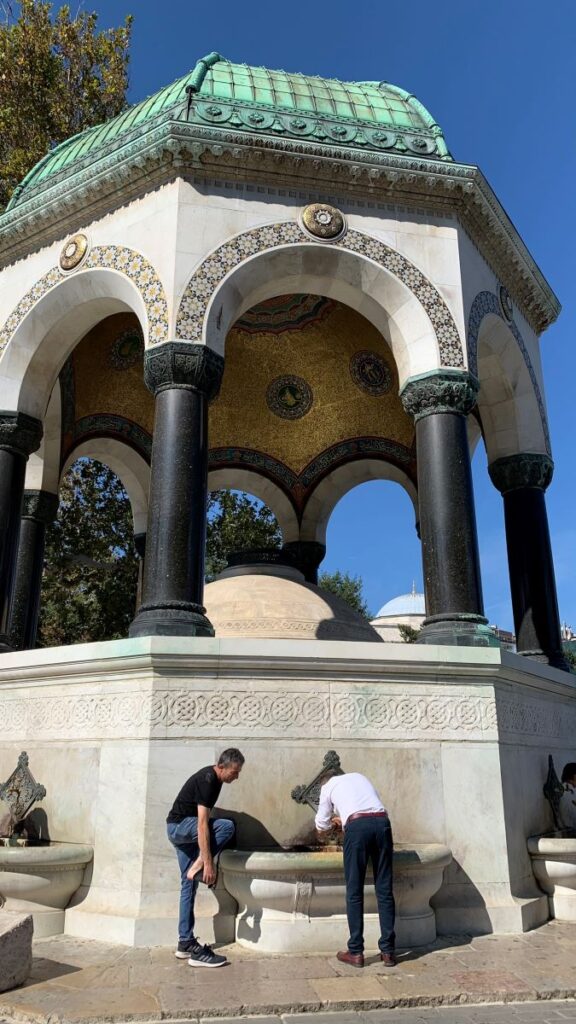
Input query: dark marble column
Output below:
<box><xmin>281</xmin><ymin>541</ymin><xmax>326</xmax><ymax>584</ymax></box>
<box><xmin>9</xmin><ymin>490</ymin><xmax>59</xmax><ymax>650</ymax></box>
<box><xmin>0</xmin><ymin>413</ymin><xmax>43</xmax><ymax>653</ymax></box>
<box><xmin>401</xmin><ymin>371</ymin><xmax>495</xmax><ymax>647</ymax></box>
<box><xmin>129</xmin><ymin>343</ymin><xmax>224</xmax><ymax>638</ymax></box>
<box><xmin>133</xmin><ymin>532</ymin><xmax>146</xmax><ymax>613</ymax></box>
<box><xmin>489</xmin><ymin>453</ymin><xmax>567</xmax><ymax>670</ymax></box>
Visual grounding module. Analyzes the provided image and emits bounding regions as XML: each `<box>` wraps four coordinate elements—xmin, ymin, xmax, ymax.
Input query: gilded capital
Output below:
<box><xmin>400</xmin><ymin>371</ymin><xmax>479</xmax><ymax>421</ymax></box>
<box><xmin>144</xmin><ymin>342</ymin><xmax>224</xmax><ymax>401</ymax></box>
<box><xmin>0</xmin><ymin>412</ymin><xmax>43</xmax><ymax>457</ymax></box>
<box><xmin>488</xmin><ymin>453</ymin><xmax>554</xmax><ymax>494</ymax></box>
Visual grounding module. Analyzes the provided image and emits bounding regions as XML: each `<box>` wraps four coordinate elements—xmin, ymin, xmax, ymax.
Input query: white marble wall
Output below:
<box><xmin>1</xmin><ymin>637</ymin><xmax>574</xmax><ymax>945</ymax></box>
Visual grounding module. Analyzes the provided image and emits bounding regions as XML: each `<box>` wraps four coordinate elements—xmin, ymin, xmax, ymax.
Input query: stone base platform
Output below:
<box><xmin>0</xmin><ymin>636</ymin><xmax>575</xmax><ymax>947</ymax></box>
<box><xmin>2</xmin><ymin>923</ymin><xmax>576</xmax><ymax>1022</ymax></box>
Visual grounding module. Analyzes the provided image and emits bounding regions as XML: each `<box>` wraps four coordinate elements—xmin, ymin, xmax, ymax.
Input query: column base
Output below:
<box><xmin>129</xmin><ymin>604</ymin><xmax>215</xmax><ymax>638</ymax></box>
<box><xmin>518</xmin><ymin>648</ymin><xmax>570</xmax><ymax>672</ymax></box>
<box><xmin>418</xmin><ymin>614</ymin><xmax>500</xmax><ymax>648</ymax></box>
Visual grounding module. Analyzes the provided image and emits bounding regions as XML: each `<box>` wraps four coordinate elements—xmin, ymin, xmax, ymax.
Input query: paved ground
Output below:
<box><xmin>1</xmin><ymin>921</ymin><xmax>576</xmax><ymax>1024</ymax></box>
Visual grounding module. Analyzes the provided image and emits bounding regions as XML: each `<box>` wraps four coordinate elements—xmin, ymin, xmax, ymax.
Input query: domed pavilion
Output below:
<box><xmin>0</xmin><ymin>54</ymin><xmax>571</xmax><ymax>949</ymax></box>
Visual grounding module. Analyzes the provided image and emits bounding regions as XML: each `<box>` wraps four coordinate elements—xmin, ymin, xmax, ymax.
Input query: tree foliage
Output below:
<box><xmin>38</xmin><ymin>460</ymin><xmax>373</xmax><ymax>645</ymax></box>
<box><xmin>318</xmin><ymin>570</ymin><xmax>371</xmax><ymax>619</ymax></box>
<box><xmin>39</xmin><ymin>459</ymin><xmax>139</xmax><ymax>647</ymax></box>
<box><xmin>563</xmin><ymin>645</ymin><xmax>576</xmax><ymax>673</ymax></box>
<box><xmin>206</xmin><ymin>490</ymin><xmax>281</xmax><ymax>580</ymax></box>
<box><xmin>398</xmin><ymin>623</ymin><xmax>420</xmax><ymax>643</ymax></box>
<box><xmin>0</xmin><ymin>0</ymin><xmax>132</xmax><ymax>209</ymax></box>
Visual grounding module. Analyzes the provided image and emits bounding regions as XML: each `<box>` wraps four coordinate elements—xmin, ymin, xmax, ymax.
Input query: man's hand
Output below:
<box><xmin>202</xmin><ymin>859</ymin><xmax>217</xmax><ymax>886</ymax></box>
<box><xmin>331</xmin><ymin>816</ymin><xmax>342</xmax><ymax>829</ymax></box>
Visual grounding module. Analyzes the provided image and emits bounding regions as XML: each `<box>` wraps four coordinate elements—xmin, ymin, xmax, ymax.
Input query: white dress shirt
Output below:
<box><xmin>315</xmin><ymin>772</ymin><xmax>386</xmax><ymax>830</ymax></box>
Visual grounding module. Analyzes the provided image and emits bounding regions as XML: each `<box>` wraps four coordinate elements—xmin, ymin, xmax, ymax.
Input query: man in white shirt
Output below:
<box><xmin>315</xmin><ymin>772</ymin><xmax>396</xmax><ymax>968</ymax></box>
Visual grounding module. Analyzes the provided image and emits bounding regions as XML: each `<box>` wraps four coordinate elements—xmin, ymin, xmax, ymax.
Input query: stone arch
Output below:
<box><xmin>175</xmin><ymin>221</ymin><xmax>464</xmax><ymax>387</ymax></box>
<box><xmin>300</xmin><ymin>459</ymin><xmax>419</xmax><ymax>545</ymax></box>
<box><xmin>0</xmin><ymin>246</ymin><xmax>168</xmax><ymax>418</ymax></box>
<box><xmin>24</xmin><ymin>379</ymin><xmax>62</xmax><ymax>495</ymax></box>
<box><xmin>207</xmin><ymin>467</ymin><xmax>299</xmax><ymax>543</ymax></box>
<box><xmin>61</xmin><ymin>439</ymin><xmax>150</xmax><ymax>535</ymax></box>
<box><xmin>467</xmin><ymin>291</ymin><xmax>550</xmax><ymax>460</ymax></box>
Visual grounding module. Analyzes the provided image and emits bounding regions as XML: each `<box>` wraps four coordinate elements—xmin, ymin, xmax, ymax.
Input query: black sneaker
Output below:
<box><xmin>175</xmin><ymin>940</ymin><xmax>194</xmax><ymax>959</ymax></box>
<box><xmin>187</xmin><ymin>940</ymin><xmax>227</xmax><ymax>968</ymax></box>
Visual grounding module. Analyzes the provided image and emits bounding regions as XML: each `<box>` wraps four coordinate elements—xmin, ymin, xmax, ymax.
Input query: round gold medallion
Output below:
<box><xmin>59</xmin><ymin>233</ymin><xmax>89</xmax><ymax>272</ymax></box>
<box><xmin>301</xmin><ymin>203</ymin><xmax>346</xmax><ymax>241</ymax></box>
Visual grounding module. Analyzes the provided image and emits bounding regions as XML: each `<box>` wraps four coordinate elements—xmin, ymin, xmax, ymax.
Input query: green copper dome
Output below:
<box><xmin>7</xmin><ymin>53</ymin><xmax>452</xmax><ymax>210</ymax></box>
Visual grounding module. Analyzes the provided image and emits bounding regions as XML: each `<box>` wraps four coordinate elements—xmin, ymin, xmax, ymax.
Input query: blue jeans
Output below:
<box><xmin>166</xmin><ymin>816</ymin><xmax>235</xmax><ymax>943</ymax></box>
<box><xmin>343</xmin><ymin>816</ymin><xmax>395</xmax><ymax>954</ymax></box>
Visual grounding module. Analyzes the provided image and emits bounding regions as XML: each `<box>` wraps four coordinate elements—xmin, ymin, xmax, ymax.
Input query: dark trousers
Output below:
<box><xmin>343</xmin><ymin>816</ymin><xmax>395</xmax><ymax>954</ymax></box>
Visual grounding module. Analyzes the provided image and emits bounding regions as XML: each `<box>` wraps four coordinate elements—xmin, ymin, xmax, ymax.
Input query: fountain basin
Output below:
<box><xmin>0</xmin><ymin>841</ymin><xmax>93</xmax><ymax>937</ymax></box>
<box><xmin>221</xmin><ymin>843</ymin><xmax>452</xmax><ymax>953</ymax></box>
<box><xmin>527</xmin><ymin>831</ymin><xmax>576</xmax><ymax>922</ymax></box>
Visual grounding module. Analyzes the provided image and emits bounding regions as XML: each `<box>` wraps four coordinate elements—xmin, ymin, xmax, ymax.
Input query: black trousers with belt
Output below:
<box><xmin>343</xmin><ymin>815</ymin><xmax>395</xmax><ymax>954</ymax></box>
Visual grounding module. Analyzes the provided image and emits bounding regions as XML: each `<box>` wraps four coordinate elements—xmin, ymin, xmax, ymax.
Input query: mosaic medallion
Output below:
<box><xmin>266</xmin><ymin>375</ymin><xmax>313</xmax><ymax>420</ymax></box>
<box><xmin>235</xmin><ymin>293</ymin><xmax>333</xmax><ymax>335</ymax></box>
<box><xmin>301</xmin><ymin>203</ymin><xmax>346</xmax><ymax>241</ymax></box>
<box><xmin>108</xmin><ymin>327</ymin><xmax>144</xmax><ymax>370</ymax></box>
<box><xmin>59</xmin><ymin>232</ymin><xmax>89</xmax><ymax>272</ymax></box>
<box><xmin>499</xmin><ymin>285</ymin><xmax>513</xmax><ymax>323</ymax></box>
<box><xmin>350</xmin><ymin>350</ymin><xmax>393</xmax><ymax>396</ymax></box>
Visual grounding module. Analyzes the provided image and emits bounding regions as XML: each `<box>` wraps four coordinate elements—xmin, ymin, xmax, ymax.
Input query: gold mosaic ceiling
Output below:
<box><xmin>66</xmin><ymin>297</ymin><xmax>414</xmax><ymax>479</ymax></box>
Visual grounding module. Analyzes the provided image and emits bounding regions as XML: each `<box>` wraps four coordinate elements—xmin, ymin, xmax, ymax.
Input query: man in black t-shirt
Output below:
<box><xmin>166</xmin><ymin>747</ymin><xmax>244</xmax><ymax>968</ymax></box>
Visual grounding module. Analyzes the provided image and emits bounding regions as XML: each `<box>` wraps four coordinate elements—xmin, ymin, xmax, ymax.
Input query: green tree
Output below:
<box><xmin>318</xmin><ymin>570</ymin><xmax>371</xmax><ymax>619</ymax></box>
<box><xmin>206</xmin><ymin>490</ymin><xmax>281</xmax><ymax>579</ymax></box>
<box><xmin>398</xmin><ymin>623</ymin><xmax>420</xmax><ymax>643</ymax></box>
<box><xmin>0</xmin><ymin>0</ymin><xmax>132</xmax><ymax>209</ymax></box>
<box><xmin>563</xmin><ymin>646</ymin><xmax>576</xmax><ymax>673</ymax></box>
<box><xmin>39</xmin><ymin>458</ymin><xmax>139</xmax><ymax>647</ymax></box>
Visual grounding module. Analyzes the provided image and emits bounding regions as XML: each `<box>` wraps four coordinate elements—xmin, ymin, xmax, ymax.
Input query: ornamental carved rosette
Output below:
<box><xmin>143</xmin><ymin>342</ymin><xmax>224</xmax><ymax>400</ymax></box>
<box><xmin>488</xmin><ymin>453</ymin><xmax>554</xmax><ymax>494</ymax></box>
<box><xmin>400</xmin><ymin>371</ymin><xmax>479</xmax><ymax>421</ymax></box>
<box><xmin>22</xmin><ymin>490</ymin><xmax>59</xmax><ymax>523</ymax></box>
<box><xmin>0</xmin><ymin>412</ymin><xmax>43</xmax><ymax>456</ymax></box>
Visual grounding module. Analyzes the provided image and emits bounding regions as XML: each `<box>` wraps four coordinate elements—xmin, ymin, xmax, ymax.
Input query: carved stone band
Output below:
<box><xmin>400</xmin><ymin>371</ymin><xmax>479</xmax><ymax>421</ymax></box>
<box><xmin>488</xmin><ymin>453</ymin><xmax>554</xmax><ymax>494</ymax></box>
<box><xmin>22</xmin><ymin>490</ymin><xmax>59</xmax><ymax>523</ymax></box>
<box><xmin>144</xmin><ymin>342</ymin><xmax>224</xmax><ymax>400</ymax></box>
<box><xmin>0</xmin><ymin>412</ymin><xmax>43</xmax><ymax>456</ymax></box>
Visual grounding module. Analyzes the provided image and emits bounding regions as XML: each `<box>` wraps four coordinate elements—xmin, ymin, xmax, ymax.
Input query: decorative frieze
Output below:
<box><xmin>1</xmin><ymin>684</ymin><xmax>574</xmax><ymax>743</ymax></box>
<box><xmin>400</xmin><ymin>370</ymin><xmax>479</xmax><ymax>421</ymax></box>
<box><xmin>488</xmin><ymin>453</ymin><xmax>554</xmax><ymax>494</ymax></box>
<box><xmin>143</xmin><ymin>342</ymin><xmax>224</xmax><ymax>399</ymax></box>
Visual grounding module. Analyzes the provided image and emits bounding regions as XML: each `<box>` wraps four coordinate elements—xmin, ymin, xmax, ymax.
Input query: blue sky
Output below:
<box><xmin>93</xmin><ymin>0</ymin><xmax>575</xmax><ymax>627</ymax></box>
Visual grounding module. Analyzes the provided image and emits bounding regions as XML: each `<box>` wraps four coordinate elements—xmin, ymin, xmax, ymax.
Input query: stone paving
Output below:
<box><xmin>1</xmin><ymin>922</ymin><xmax>576</xmax><ymax>1024</ymax></box>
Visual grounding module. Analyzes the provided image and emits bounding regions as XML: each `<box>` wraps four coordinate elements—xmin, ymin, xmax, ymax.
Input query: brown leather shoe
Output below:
<box><xmin>337</xmin><ymin>949</ymin><xmax>364</xmax><ymax>968</ymax></box>
<box><xmin>380</xmin><ymin>951</ymin><xmax>397</xmax><ymax>966</ymax></box>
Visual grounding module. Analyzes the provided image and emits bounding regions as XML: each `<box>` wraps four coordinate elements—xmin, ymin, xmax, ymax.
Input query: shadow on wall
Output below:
<box><xmin>212</xmin><ymin>807</ymin><xmax>280</xmax><ymax>851</ymax></box>
<box><xmin>431</xmin><ymin>857</ymin><xmax>493</xmax><ymax>936</ymax></box>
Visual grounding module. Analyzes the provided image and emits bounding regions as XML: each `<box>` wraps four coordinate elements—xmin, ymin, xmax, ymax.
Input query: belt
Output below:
<box><xmin>346</xmin><ymin>811</ymin><xmax>388</xmax><ymax>825</ymax></box>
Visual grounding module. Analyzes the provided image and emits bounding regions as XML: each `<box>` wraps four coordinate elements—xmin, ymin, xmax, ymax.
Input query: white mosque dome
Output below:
<box><xmin>374</xmin><ymin>587</ymin><xmax>425</xmax><ymax>619</ymax></box>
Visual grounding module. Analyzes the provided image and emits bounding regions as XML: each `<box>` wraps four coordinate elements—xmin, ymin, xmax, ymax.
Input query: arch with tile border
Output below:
<box><xmin>175</xmin><ymin>220</ymin><xmax>465</xmax><ymax>388</ymax></box>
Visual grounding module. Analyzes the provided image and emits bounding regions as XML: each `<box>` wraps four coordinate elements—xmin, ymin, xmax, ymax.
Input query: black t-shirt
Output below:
<box><xmin>167</xmin><ymin>766</ymin><xmax>222</xmax><ymax>824</ymax></box>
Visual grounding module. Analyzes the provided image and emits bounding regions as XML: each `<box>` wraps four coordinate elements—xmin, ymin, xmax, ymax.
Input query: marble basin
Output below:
<box><xmin>0</xmin><ymin>841</ymin><xmax>93</xmax><ymax>937</ymax></box>
<box><xmin>527</xmin><ymin>831</ymin><xmax>576</xmax><ymax>922</ymax></box>
<box><xmin>220</xmin><ymin>843</ymin><xmax>452</xmax><ymax>953</ymax></box>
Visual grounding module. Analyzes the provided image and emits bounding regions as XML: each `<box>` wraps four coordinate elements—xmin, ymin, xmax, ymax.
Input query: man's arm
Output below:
<box><xmin>314</xmin><ymin>784</ymin><xmax>334</xmax><ymax>839</ymax></box>
<box><xmin>197</xmin><ymin>805</ymin><xmax>216</xmax><ymax>885</ymax></box>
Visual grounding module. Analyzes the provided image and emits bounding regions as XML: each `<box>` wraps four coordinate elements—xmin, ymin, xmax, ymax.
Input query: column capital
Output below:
<box><xmin>489</xmin><ymin>453</ymin><xmax>554</xmax><ymax>494</ymax></box>
<box><xmin>0</xmin><ymin>412</ymin><xmax>43</xmax><ymax>457</ymax></box>
<box><xmin>22</xmin><ymin>490</ymin><xmax>59</xmax><ymax>524</ymax></box>
<box><xmin>144</xmin><ymin>342</ymin><xmax>224</xmax><ymax>400</ymax></box>
<box><xmin>400</xmin><ymin>370</ymin><xmax>479</xmax><ymax>421</ymax></box>
<box><xmin>282</xmin><ymin>541</ymin><xmax>326</xmax><ymax>584</ymax></box>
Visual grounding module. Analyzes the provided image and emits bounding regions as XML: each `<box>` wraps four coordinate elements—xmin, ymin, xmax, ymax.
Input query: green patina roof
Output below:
<box><xmin>7</xmin><ymin>53</ymin><xmax>451</xmax><ymax>210</ymax></box>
